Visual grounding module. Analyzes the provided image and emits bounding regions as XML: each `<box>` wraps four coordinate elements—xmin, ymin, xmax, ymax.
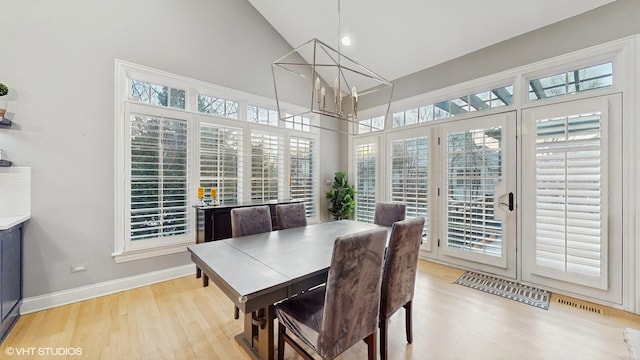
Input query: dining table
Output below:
<box><xmin>187</xmin><ymin>219</ymin><xmax>389</xmax><ymax>360</ymax></box>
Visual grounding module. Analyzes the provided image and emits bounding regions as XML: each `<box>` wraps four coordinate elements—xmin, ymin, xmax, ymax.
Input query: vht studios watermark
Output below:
<box><xmin>5</xmin><ymin>347</ymin><xmax>83</xmax><ymax>356</ymax></box>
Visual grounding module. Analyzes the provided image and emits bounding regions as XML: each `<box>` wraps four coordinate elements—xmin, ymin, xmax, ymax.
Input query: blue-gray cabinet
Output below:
<box><xmin>0</xmin><ymin>223</ymin><xmax>23</xmax><ymax>343</ymax></box>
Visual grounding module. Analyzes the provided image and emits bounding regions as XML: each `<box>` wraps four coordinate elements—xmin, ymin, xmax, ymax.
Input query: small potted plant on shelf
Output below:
<box><xmin>326</xmin><ymin>171</ymin><xmax>356</xmax><ymax>220</ymax></box>
<box><xmin>0</xmin><ymin>82</ymin><xmax>8</xmax><ymax>119</ymax></box>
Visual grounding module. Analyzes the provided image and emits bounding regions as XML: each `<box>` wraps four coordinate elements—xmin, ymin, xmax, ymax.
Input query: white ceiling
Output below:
<box><xmin>248</xmin><ymin>0</ymin><xmax>617</xmax><ymax>82</ymax></box>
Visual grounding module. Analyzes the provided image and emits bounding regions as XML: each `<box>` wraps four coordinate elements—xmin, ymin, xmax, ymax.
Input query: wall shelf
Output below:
<box><xmin>0</xmin><ymin>118</ymin><xmax>11</xmax><ymax>128</ymax></box>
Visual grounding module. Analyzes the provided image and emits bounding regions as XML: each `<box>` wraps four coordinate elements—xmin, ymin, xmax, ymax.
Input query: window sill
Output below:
<box><xmin>112</xmin><ymin>241</ymin><xmax>194</xmax><ymax>263</ymax></box>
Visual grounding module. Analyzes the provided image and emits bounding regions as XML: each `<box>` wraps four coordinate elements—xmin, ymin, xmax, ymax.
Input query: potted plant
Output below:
<box><xmin>0</xmin><ymin>82</ymin><xmax>8</xmax><ymax>119</ymax></box>
<box><xmin>326</xmin><ymin>171</ymin><xmax>356</xmax><ymax>220</ymax></box>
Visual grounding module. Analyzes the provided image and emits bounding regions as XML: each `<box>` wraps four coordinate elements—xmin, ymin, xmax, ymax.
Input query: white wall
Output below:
<box><xmin>0</xmin><ymin>0</ymin><xmax>342</xmax><ymax>298</ymax></box>
<box><xmin>390</xmin><ymin>0</ymin><xmax>640</xmax><ymax>102</ymax></box>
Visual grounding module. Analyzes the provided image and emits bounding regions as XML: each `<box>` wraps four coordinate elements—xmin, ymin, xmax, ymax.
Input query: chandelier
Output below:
<box><xmin>272</xmin><ymin>1</ymin><xmax>393</xmax><ymax>134</ymax></box>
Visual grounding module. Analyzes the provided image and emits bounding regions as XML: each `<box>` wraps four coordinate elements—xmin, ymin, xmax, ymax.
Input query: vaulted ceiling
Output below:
<box><xmin>248</xmin><ymin>0</ymin><xmax>617</xmax><ymax>82</ymax></box>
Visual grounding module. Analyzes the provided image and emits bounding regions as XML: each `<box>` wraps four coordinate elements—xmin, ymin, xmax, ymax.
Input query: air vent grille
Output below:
<box><xmin>554</xmin><ymin>295</ymin><xmax>605</xmax><ymax>315</ymax></box>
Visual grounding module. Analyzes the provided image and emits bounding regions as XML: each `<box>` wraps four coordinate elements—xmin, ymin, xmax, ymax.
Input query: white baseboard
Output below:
<box><xmin>21</xmin><ymin>264</ymin><xmax>196</xmax><ymax>314</ymax></box>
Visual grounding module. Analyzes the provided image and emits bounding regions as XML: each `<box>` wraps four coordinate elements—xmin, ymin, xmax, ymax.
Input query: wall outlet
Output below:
<box><xmin>71</xmin><ymin>263</ymin><xmax>88</xmax><ymax>273</ymax></box>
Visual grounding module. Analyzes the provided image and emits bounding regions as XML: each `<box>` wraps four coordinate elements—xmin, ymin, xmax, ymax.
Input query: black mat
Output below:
<box><xmin>454</xmin><ymin>271</ymin><xmax>550</xmax><ymax>310</ymax></box>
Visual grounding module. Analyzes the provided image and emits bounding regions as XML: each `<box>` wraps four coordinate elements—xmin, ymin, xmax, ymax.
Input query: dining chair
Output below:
<box><xmin>230</xmin><ymin>205</ymin><xmax>272</xmax><ymax>319</ymax></box>
<box><xmin>275</xmin><ymin>227</ymin><xmax>387</xmax><ymax>360</ymax></box>
<box><xmin>276</xmin><ymin>202</ymin><xmax>307</xmax><ymax>230</ymax></box>
<box><xmin>230</xmin><ymin>205</ymin><xmax>272</xmax><ymax>237</ymax></box>
<box><xmin>374</xmin><ymin>202</ymin><xmax>406</xmax><ymax>226</ymax></box>
<box><xmin>379</xmin><ymin>217</ymin><xmax>425</xmax><ymax>360</ymax></box>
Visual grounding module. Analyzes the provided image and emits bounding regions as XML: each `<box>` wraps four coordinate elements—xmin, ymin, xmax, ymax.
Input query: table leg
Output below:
<box><xmin>255</xmin><ymin>305</ymin><xmax>275</xmax><ymax>360</ymax></box>
<box><xmin>236</xmin><ymin>306</ymin><xmax>275</xmax><ymax>360</ymax></box>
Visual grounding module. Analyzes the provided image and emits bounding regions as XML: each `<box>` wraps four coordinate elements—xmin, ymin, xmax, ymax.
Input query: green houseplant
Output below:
<box><xmin>0</xmin><ymin>82</ymin><xmax>8</xmax><ymax>119</ymax></box>
<box><xmin>326</xmin><ymin>171</ymin><xmax>356</xmax><ymax>220</ymax></box>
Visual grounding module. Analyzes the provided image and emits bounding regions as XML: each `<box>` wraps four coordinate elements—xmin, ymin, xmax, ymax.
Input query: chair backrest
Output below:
<box><xmin>374</xmin><ymin>202</ymin><xmax>406</xmax><ymax>226</ymax></box>
<box><xmin>317</xmin><ymin>228</ymin><xmax>387</xmax><ymax>359</ymax></box>
<box><xmin>276</xmin><ymin>202</ymin><xmax>307</xmax><ymax>230</ymax></box>
<box><xmin>380</xmin><ymin>217</ymin><xmax>425</xmax><ymax>319</ymax></box>
<box><xmin>230</xmin><ymin>206</ymin><xmax>272</xmax><ymax>237</ymax></box>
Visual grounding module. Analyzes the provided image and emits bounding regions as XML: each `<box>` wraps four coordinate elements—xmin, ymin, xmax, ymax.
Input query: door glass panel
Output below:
<box><xmin>446</xmin><ymin>127</ymin><xmax>503</xmax><ymax>256</ymax></box>
<box><xmin>390</xmin><ymin>137</ymin><xmax>429</xmax><ymax>244</ymax></box>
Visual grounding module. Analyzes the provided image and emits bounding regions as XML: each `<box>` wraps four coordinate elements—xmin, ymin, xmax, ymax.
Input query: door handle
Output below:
<box><xmin>499</xmin><ymin>192</ymin><xmax>514</xmax><ymax>212</ymax></box>
<box><xmin>508</xmin><ymin>192</ymin><xmax>514</xmax><ymax>211</ymax></box>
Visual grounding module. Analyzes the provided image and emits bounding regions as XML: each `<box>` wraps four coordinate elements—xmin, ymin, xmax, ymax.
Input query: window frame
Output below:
<box><xmin>114</xmin><ymin>60</ymin><xmax>319</xmax><ymax>262</ymax></box>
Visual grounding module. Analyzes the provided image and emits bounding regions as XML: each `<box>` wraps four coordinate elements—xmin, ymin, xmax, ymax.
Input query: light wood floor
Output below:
<box><xmin>2</xmin><ymin>260</ymin><xmax>639</xmax><ymax>359</ymax></box>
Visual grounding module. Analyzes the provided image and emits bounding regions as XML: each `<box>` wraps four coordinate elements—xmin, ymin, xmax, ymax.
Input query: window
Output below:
<box><xmin>130</xmin><ymin>79</ymin><xmax>186</xmax><ymax>109</ymax></box>
<box><xmin>251</xmin><ymin>130</ymin><xmax>284</xmax><ymax>201</ymax></box>
<box><xmin>358</xmin><ymin>116</ymin><xmax>385</xmax><ymax>134</ymax></box>
<box><xmin>445</xmin><ymin>127</ymin><xmax>503</xmax><ymax>256</ymax></box>
<box><xmin>528</xmin><ymin>62</ymin><xmax>612</xmax><ymax>101</ymax></box>
<box><xmin>247</xmin><ymin>105</ymin><xmax>278</xmax><ymax>126</ymax></box>
<box><xmin>354</xmin><ymin>141</ymin><xmax>377</xmax><ymax>222</ymax></box>
<box><xmin>289</xmin><ymin>137</ymin><xmax>316</xmax><ymax>216</ymax></box>
<box><xmin>127</xmin><ymin>110</ymin><xmax>190</xmax><ymax>245</ymax></box>
<box><xmin>533</xmin><ymin>112</ymin><xmax>604</xmax><ymax>276</ymax></box>
<box><xmin>392</xmin><ymin>85</ymin><xmax>513</xmax><ymax>127</ymax></box>
<box><xmin>116</xmin><ymin>60</ymin><xmax>318</xmax><ymax>261</ymax></box>
<box><xmin>390</xmin><ymin>136</ymin><xmax>429</xmax><ymax>243</ymax></box>
<box><xmin>285</xmin><ymin>114</ymin><xmax>311</xmax><ymax>132</ymax></box>
<box><xmin>199</xmin><ymin>123</ymin><xmax>243</xmax><ymax>204</ymax></box>
<box><xmin>198</xmin><ymin>94</ymin><xmax>238</xmax><ymax>119</ymax></box>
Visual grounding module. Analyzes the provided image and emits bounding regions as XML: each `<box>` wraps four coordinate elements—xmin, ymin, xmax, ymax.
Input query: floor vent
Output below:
<box><xmin>554</xmin><ymin>295</ymin><xmax>605</xmax><ymax>315</ymax></box>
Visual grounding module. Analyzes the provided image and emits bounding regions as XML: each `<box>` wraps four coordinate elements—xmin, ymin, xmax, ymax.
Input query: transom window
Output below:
<box><xmin>247</xmin><ymin>105</ymin><xmax>278</xmax><ymax>126</ymax></box>
<box><xmin>528</xmin><ymin>62</ymin><xmax>612</xmax><ymax>101</ymax></box>
<box><xmin>392</xmin><ymin>84</ymin><xmax>513</xmax><ymax>128</ymax></box>
<box><xmin>130</xmin><ymin>79</ymin><xmax>186</xmax><ymax>110</ymax></box>
<box><xmin>285</xmin><ymin>114</ymin><xmax>311</xmax><ymax>132</ymax></box>
<box><xmin>358</xmin><ymin>116</ymin><xmax>385</xmax><ymax>134</ymax></box>
<box><xmin>198</xmin><ymin>94</ymin><xmax>238</xmax><ymax>119</ymax></box>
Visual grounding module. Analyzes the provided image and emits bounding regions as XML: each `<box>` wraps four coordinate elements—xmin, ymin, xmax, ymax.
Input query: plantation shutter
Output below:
<box><xmin>129</xmin><ymin>114</ymin><xmax>189</xmax><ymax>241</ymax></box>
<box><xmin>445</xmin><ymin>127</ymin><xmax>503</xmax><ymax>257</ymax></box>
<box><xmin>390</xmin><ymin>136</ymin><xmax>429</xmax><ymax>244</ymax></box>
<box><xmin>290</xmin><ymin>137</ymin><xmax>316</xmax><ymax>217</ymax></box>
<box><xmin>251</xmin><ymin>130</ymin><xmax>284</xmax><ymax>201</ymax></box>
<box><xmin>533</xmin><ymin>112</ymin><xmax>606</xmax><ymax>283</ymax></box>
<box><xmin>355</xmin><ymin>141</ymin><xmax>377</xmax><ymax>223</ymax></box>
<box><xmin>199</xmin><ymin>123</ymin><xmax>243</xmax><ymax>204</ymax></box>
<box><xmin>521</xmin><ymin>95</ymin><xmax>620</xmax><ymax>296</ymax></box>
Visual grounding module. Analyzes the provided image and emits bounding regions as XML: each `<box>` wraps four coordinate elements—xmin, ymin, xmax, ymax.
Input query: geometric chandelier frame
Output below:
<box><xmin>272</xmin><ymin>37</ymin><xmax>393</xmax><ymax>134</ymax></box>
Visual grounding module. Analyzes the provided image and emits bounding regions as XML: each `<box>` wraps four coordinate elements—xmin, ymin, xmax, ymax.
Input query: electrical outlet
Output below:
<box><xmin>71</xmin><ymin>263</ymin><xmax>88</xmax><ymax>273</ymax></box>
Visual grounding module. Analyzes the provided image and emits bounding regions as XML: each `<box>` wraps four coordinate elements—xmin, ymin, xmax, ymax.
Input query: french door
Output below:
<box><xmin>521</xmin><ymin>95</ymin><xmax>622</xmax><ymax>304</ymax></box>
<box><xmin>436</xmin><ymin>112</ymin><xmax>517</xmax><ymax>278</ymax></box>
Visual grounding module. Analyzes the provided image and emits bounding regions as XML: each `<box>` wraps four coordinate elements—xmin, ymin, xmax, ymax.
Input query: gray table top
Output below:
<box><xmin>188</xmin><ymin>220</ymin><xmax>388</xmax><ymax>312</ymax></box>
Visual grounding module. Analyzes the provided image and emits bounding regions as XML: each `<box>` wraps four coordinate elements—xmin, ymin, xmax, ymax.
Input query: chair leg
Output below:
<box><xmin>365</xmin><ymin>332</ymin><xmax>377</xmax><ymax>360</ymax></box>
<box><xmin>404</xmin><ymin>301</ymin><xmax>413</xmax><ymax>344</ymax></box>
<box><xmin>278</xmin><ymin>322</ymin><xmax>286</xmax><ymax>360</ymax></box>
<box><xmin>379</xmin><ymin>318</ymin><xmax>388</xmax><ymax>360</ymax></box>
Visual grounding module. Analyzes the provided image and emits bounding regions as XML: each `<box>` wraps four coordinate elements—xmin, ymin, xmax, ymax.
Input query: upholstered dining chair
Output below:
<box><xmin>230</xmin><ymin>205</ymin><xmax>272</xmax><ymax>319</ymax></box>
<box><xmin>275</xmin><ymin>202</ymin><xmax>307</xmax><ymax>230</ymax></box>
<box><xmin>374</xmin><ymin>202</ymin><xmax>406</xmax><ymax>226</ymax></box>
<box><xmin>230</xmin><ymin>205</ymin><xmax>272</xmax><ymax>237</ymax></box>
<box><xmin>275</xmin><ymin>228</ymin><xmax>387</xmax><ymax>360</ymax></box>
<box><xmin>379</xmin><ymin>217</ymin><xmax>425</xmax><ymax>360</ymax></box>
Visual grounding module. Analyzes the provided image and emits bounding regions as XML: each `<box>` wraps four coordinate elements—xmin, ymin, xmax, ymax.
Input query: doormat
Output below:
<box><xmin>454</xmin><ymin>271</ymin><xmax>550</xmax><ymax>310</ymax></box>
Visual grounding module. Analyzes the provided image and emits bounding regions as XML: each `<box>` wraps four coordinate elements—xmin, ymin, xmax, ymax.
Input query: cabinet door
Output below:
<box><xmin>1</xmin><ymin>225</ymin><xmax>22</xmax><ymax>321</ymax></box>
